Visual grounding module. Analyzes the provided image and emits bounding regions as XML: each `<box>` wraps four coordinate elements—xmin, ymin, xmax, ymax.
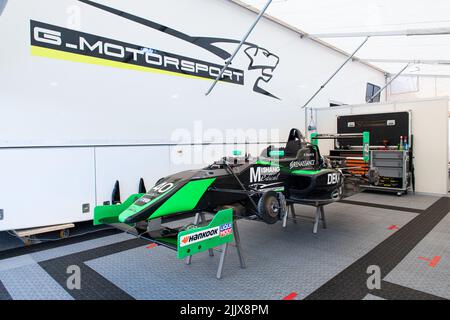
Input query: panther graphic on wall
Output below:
<box><xmin>78</xmin><ymin>0</ymin><xmax>281</xmax><ymax>100</ymax></box>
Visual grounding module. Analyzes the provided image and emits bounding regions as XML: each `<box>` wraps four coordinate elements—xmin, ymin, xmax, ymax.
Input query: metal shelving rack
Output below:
<box><xmin>361</xmin><ymin>150</ymin><xmax>410</xmax><ymax>196</ymax></box>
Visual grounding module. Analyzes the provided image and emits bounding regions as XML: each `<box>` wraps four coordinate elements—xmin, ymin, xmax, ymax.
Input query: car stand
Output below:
<box><xmin>184</xmin><ymin>212</ymin><xmax>246</xmax><ymax>279</ymax></box>
<box><xmin>185</xmin><ymin>212</ymin><xmax>215</xmax><ymax>265</ymax></box>
<box><xmin>283</xmin><ymin>202</ymin><xmax>327</xmax><ymax>234</ymax></box>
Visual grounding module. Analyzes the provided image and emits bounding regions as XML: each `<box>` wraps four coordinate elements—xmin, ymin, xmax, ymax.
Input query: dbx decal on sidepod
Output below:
<box><xmin>327</xmin><ymin>173</ymin><xmax>340</xmax><ymax>185</ymax></box>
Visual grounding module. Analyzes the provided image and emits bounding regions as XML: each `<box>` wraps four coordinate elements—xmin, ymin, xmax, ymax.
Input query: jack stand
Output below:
<box><xmin>282</xmin><ymin>204</ymin><xmax>297</xmax><ymax>228</ymax></box>
<box><xmin>291</xmin><ymin>204</ymin><xmax>297</xmax><ymax>223</ymax></box>
<box><xmin>279</xmin><ymin>193</ymin><xmax>288</xmax><ymax>228</ymax></box>
<box><xmin>313</xmin><ymin>204</ymin><xmax>327</xmax><ymax>234</ymax></box>
<box><xmin>216</xmin><ymin>243</ymin><xmax>228</xmax><ymax>279</ymax></box>
<box><xmin>185</xmin><ymin>212</ymin><xmax>214</xmax><ymax>265</ymax></box>
<box><xmin>233</xmin><ymin>220</ymin><xmax>246</xmax><ymax>270</ymax></box>
<box><xmin>216</xmin><ymin>219</ymin><xmax>246</xmax><ymax>279</ymax></box>
<box><xmin>184</xmin><ymin>213</ymin><xmax>245</xmax><ymax>279</ymax></box>
<box><xmin>282</xmin><ymin>210</ymin><xmax>288</xmax><ymax>228</ymax></box>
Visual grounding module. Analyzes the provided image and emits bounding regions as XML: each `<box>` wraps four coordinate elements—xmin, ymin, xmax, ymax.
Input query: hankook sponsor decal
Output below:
<box><xmin>30</xmin><ymin>0</ymin><xmax>281</xmax><ymax>99</ymax></box>
<box><xmin>180</xmin><ymin>223</ymin><xmax>232</xmax><ymax>247</ymax></box>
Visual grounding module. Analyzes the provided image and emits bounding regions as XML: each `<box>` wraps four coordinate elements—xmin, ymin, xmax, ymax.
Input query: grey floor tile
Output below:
<box><xmin>31</xmin><ymin>233</ymin><xmax>135</xmax><ymax>262</ymax></box>
<box><xmin>85</xmin><ymin>202</ymin><xmax>415</xmax><ymax>300</ymax></box>
<box><xmin>384</xmin><ymin>214</ymin><xmax>450</xmax><ymax>299</ymax></box>
<box><xmin>348</xmin><ymin>192</ymin><xmax>439</xmax><ymax>210</ymax></box>
<box><xmin>0</xmin><ymin>264</ymin><xmax>73</xmax><ymax>300</ymax></box>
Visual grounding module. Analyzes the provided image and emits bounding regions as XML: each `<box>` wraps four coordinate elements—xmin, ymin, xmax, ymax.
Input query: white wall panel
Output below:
<box><xmin>394</xmin><ymin>99</ymin><xmax>448</xmax><ymax>195</ymax></box>
<box><xmin>94</xmin><ymin>146</ymin><xmax>170</xmax><ymax>205</ymax></box>
<box><xmin>0</xmin><ymin>0</ymin><xmax>384</xmax><ymax>148</ymax></box>
<box><xmin>0</xmin><ymin>148</ymin><xmax>95</xmax><ymax>231</ymax></box>
<box><xmin>168</xmin><ymin>143</ymin><xmax>284</xmax><ymax>174</ymax></box>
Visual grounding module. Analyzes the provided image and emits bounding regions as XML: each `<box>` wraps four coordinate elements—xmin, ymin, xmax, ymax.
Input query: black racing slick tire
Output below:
<box><xmin>257</xmin><ymin>191</ymin><xmax>281</xmax><ymax>224</ymax></box>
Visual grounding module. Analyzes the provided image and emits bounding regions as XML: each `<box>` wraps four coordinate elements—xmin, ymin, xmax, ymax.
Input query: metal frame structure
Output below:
<box><xmin>309</xmin><ymin>29</ymin><xmax>450</xmax><ymax>78</ymax></box>
<box><xmin>359</xmin><ymin>58</ymin><xmax>450</xmax><ymax>65</ymax></box>
<box><xmin>185</xmin><ymin>212</ymin><xmax>246</xmax><ymax>279</ymax></box>
<box><xmin>362</xmin><ymin>150</ymin><xmax>411</xmax><ymax>196</ymax></box>
<box><xmin>368</xmin><ymin>63</ymin><xmax>410</xmax><ymax>102</ymax></box>
<box><xmin>282</xmin><ymin>203</ymin><xmax>327</xmax><ymax>234</ymax></box>
<box><xmin>301</xmin><ymin>37</ymin><xmax>370</xmax><ymax>109</ymax></box>
<box><xmin>311</xmin><ymin>132</ymin><xmax>370</xmax><ymax>155</ymax></box>
<box><xmin>205</xmin><ymin>0</ymin><xmax>273</xmax><ymax>96</ymax></box>
<box><xmin>309</xmin><ymin>28</ymin><xmax>450</xmax><ymax>38</ymax></box>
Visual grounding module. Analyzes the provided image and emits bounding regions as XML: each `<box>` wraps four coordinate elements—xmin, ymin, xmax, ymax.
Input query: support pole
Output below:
<box><xmin>216</xmin><ymin>243</ymin><xmax>228</xmax><ymax>279</ymax></box>
<box><xmin>368</xmin><ymin>63</ymin><xmax>410</xmax><ymax>102</ymax></box>
<box><xmin>309</xmin><ymin>28</ymin><xmax>450</xmax><ymax>38</ymax></box>
<box><xmin>233</xmin><ymin>220</ymin><xmax>246</xmax><ymax>269</ymax></box>
<box><xmin>205</xmin><ymin>0</ymin><xmax>272</xmax><ymax>96</ymax></box>
<box><xmin>200</xmin><ymin>213</ymin><xmax>215</xmax><ymax>257</ymax></box>
<box><xmin>359</xmin><ymin>58</ymin><xmax>450</xmax><ymax>65</ymax></box>
<box><xmin>302</xmin><ymin>37</ymin><xmax>369</xmax><ymax>109</ymax></box>
<box><xmin>400</xmin><ymin>73</ymin><xmax>450</xmax><ymax>78</ymax></box>
<box><xmin>320</xmin><ymin>206</ymin><xmax>326</xmax><ymax>229</ymax></box>
<box><xmin>290</xmin><ymin>204</ymin><xmax>297</xmax><ymax>223</ymax></box>
<box><xmin>185</xmin><ymin>213</ymin><xmax>200</xmax><ymax>265</ymax></box>
<box><xmin>313</xmin><ymin>206</ymin><xmax>320</xmax><ymax>234</ymax></box>
<box><xmin>282</xmin><ymin>208</ymin><xmax>288</xmax><ymax>228</ymax></box>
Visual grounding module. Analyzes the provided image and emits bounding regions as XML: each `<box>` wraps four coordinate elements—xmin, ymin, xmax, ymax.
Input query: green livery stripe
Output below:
<box><xmin>149</xmin><ymin>178</ymin><xmax>216</xmax><ymax>219</ymax></box>
<box><xmin>256</xmin><ymin>160</ymin><xmax>280</xmax><ymax>166</ymax></box>
<box><xmin>310</xmin><ymin>132</ymin><xmax>318</xmax><ymax>146</ymax></box>
<box><xmin>31</xmin><ymin>46</ymin><xmax>218</xmax><ymax>83</ymax></box>
<box><xmin>94</xmin><ymin>193</ymin><xmax>144</xmax><ymax>225</ymax></box>
<box><xmin>363</xmin><ymin>131</ymin><xmax>370</xmax><ymax>162</ymax></box>
<box><xmin>269</xmin><ymin>150</ymin><xmax>285</xmax><ymax>157</ymax></box>
<box><xmin>290</xmin><ymin>169</ymin><xmax>324</xmax><ymax>175</ymax></box>
<box><xmin>118</xmin><ymin>191</ymin><xmax>169</xmax><ymax>223</ymax></box>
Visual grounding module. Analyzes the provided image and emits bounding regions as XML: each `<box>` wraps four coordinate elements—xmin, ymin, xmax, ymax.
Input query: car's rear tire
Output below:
<box><xmin>257</xmin><ymin>191</ymin><xmax>281</xmax><ymax>224</ymax></box>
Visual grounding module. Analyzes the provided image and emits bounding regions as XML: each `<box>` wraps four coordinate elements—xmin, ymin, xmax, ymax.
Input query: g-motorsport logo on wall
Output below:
<box><xmin>31</xmin><ymin>21</ymin><xmax>244</xmax><ymax>85</ymax></box>
<box><xmin>30</xmin><ymin>0</ymin><xmax>281</xmax><ymax>99</ymax></box>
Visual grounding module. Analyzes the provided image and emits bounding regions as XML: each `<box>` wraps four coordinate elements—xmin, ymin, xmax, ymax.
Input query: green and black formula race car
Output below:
<box><xmin>93</xmin><ymin>128</ymin><xmax>374</xmax><ymax>271</ymax></box>
<box><xmin>94</xmin><ymin>128</ymin><xmax>372</xmax><ymax>230</ymax></box>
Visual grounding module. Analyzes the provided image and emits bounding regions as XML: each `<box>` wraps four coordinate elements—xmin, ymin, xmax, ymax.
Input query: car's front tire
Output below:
<box><xmin>257</xmin><ymin>191</ymin><xmax>281</xmax><ymax>224</ymax></box>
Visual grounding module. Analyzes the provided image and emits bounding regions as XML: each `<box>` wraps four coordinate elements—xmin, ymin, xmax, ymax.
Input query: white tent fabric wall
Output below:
<box><xmin>238</xmin><ymin>0</ymin><xmax>450</xmax><ymax>99</ymax></box>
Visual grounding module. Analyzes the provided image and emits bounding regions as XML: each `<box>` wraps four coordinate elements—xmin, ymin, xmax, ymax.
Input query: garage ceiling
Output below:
<box><xmin>237</xmin><ymin>0</ymin><xmax>450</xmax><ymax>77</ymax></box>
